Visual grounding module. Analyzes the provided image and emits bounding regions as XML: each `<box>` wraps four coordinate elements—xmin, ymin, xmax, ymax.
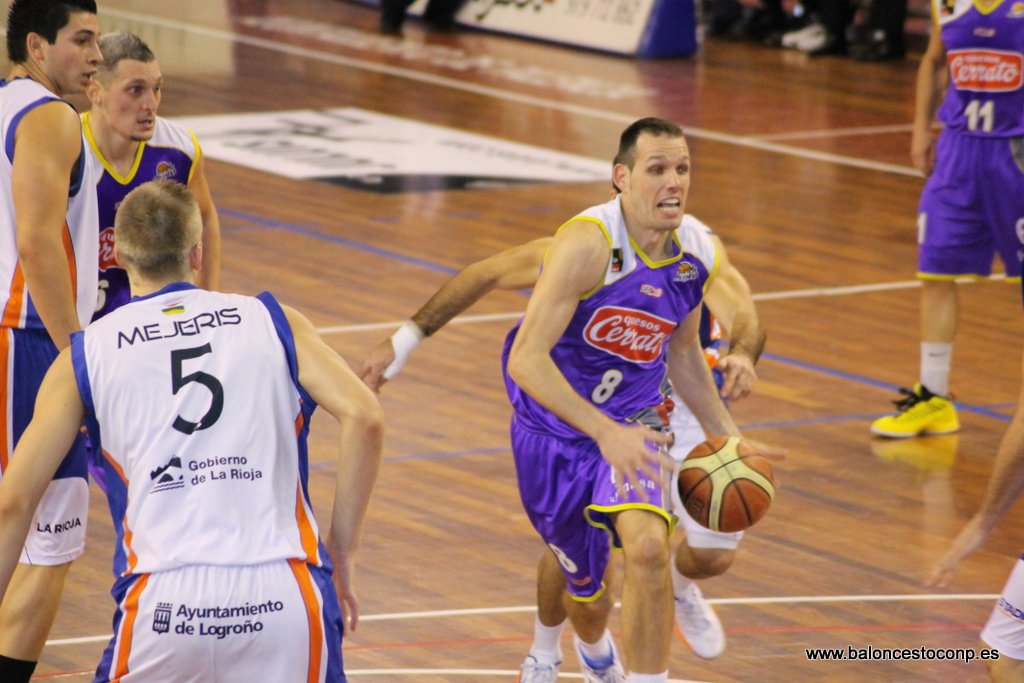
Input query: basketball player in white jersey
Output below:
<box><xmin>0</xmin><ymin>2</ymin><xmax>101</xmax><ymax>680</ymax></box>
<box><xmin>0</xmin><ymin>180</ymin><xmax>384</xmax><ymax>683</ymax></box>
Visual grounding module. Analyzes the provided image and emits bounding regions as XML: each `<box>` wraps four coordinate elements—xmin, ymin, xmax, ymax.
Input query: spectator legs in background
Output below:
<box><xmin>848</xmin><ymin>0</ymin><xmax>908</xmax><ymax>61</ymax></box>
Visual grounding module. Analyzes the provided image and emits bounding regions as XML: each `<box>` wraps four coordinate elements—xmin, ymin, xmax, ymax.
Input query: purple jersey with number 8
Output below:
<box><xmin>502</xmin><ymin>199</ymin><xmax>718</xmax><ymax>441</ymax></box>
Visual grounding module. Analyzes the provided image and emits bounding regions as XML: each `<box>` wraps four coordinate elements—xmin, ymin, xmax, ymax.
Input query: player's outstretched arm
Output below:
<box><xmin>188</xmin><ymin>153</ymin><xmax>221</xmax><ymax>292</ymax></box>
<box><xmin>358</xmin><ymin>237</ymin><xmax>551</xmax><ymax>391</ymax></box>
<box><xmin>928</xmin><ymin>351</ymin><xmax>1024</xmax><ymax>587</ymax></box>
<box><xmin>284</xmin><ymin>305</ymin><xmax>384</xmax><ymax>631</ymax></box>
<box><xmin>0</xmin><ymin>351</ymin><xmax>85</xmax><ymax>601</ymax></box>
<box><xmin>703</xmin><ymin>235</ymin><xmax>765</xmax><ymax>401</ymax></box>
<box><xmin>12</xmin><ymin>103</ymin><xmax>88</xmax><ymax>350</ymax></box>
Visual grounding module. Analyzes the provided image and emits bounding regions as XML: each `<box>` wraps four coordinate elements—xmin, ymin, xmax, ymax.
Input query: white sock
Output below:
<box><xmin>528</xmin><ymin>616</ymin><xmax>564</xmax><ymax>661</ymax></box>
<box><xmin>576</xmin><ymin>629</ymin><xmax>613</xmax><ymax>663</ymax></box>
<box><xmin>920</xmin><ymin>342</ymin><xmax>952</xmax><ymax>396</ymax></box>
<box><xmin>629</xmin><ymin>672</ymin><xmax>669</xmax><ymax>683</ymax></box>
<box><xmin>671</xmin><ymin>561</ymin><xmax>693</xmax><ymax>597</ymax></box>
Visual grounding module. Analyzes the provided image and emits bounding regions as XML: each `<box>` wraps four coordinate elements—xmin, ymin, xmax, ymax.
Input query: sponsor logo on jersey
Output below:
<box><xmin>153</xmin><ymin>602</ymin><xmax>173</xmax><ymax>634</ymax></box>
<box><xmin>35</xmin><ymin>517</ymin><xmax>82</xmax><ymax>533</ymax></box>
<box><xmin>155</xmin><ymin>161</ymin><xmax>177</xmax><ymax>180</ymax></box>
<box><xmin>610</xmin><ymin>248</ymin><xmax>623</xmax><ymax>273</ymax></box>
<box><xmin>998</xmin><ymin>596</ymin><xmax>1024</xmax><ymax>621</ymax></box>
<box><xmin>583</xmin><ymin>306</ymin><xmax>676</xmax><ymax>363</ymax></box>
<box><xmin>162</xmin><ymin>302</ymin><xmax>185</xmax><ymax>315</ymax></box>
<box><xmin>674</xmin><ymin>261</ymin><xmax>700</xmax><ymax>283</ymax></box>
<box><xmin>150</xmin><ymin>455</ymin><xmax>185</xmax><ymax>493</ymax></box>
<box><xmin>98</xmin><ymin>227</ymin><xmax>117</xmax><ymax>272</ymax></box>
<box><xmin>169</xmin><ymin>599</ymin><xmax>285</xmax><ymax>637</ymax></box>
<box><xmin>1010</xmin><ymin>2</ymin><xmax>1024</xmax><ymax>18</ymax></box>
<box><xmin>947</xmin><ymin>49</ymin><xmax>1023</xmax><ymax>92</ymax></box>
<box><xmin>640</xmin><ymin>283</ymin><xmax>663</xmax><ymax>298</ymax></box>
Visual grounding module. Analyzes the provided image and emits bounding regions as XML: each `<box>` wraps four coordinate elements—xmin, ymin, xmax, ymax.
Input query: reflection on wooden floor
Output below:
<box><xmin>4</xmin><ymin>0</ymin><xmax>1021</xmax><ymax>680</ymax></box>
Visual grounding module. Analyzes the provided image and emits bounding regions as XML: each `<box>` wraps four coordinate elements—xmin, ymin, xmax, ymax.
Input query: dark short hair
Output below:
<box><xmin>6</xmin><ymin>0</ymin><xmax>97</xmax><ymax>63</ymax></box>
<box><xmin>613</xmin><ymin>117</ymin><xmax>685</xmax><ymax>169</ymax></box>
<box><xmin>95</xmin><ymin>32</ymin><xmax>156</xmax><ymax>82</ymax></box>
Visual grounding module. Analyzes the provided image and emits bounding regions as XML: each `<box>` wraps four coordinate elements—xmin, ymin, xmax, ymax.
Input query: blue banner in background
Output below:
<box><xmin>348</xmin><ymin>0</ymin><xmax>699</xmax><ymax>58</ymax></box>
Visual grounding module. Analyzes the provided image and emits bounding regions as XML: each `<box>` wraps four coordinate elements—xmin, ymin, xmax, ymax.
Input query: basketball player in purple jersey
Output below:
<box><xmin>0</xmin><ymin>2</ymin><xmax>102</xmax><ymax>680</ymax></box>
<box><xmin>85</xmin><ymin>32</ymin><xmax>221</xmax><ymax>322</ymax></box>
<box><xmin>501</xmin><ymin>118</ymin><xmax>769</xmax><ymax>683</ymax></box>
<box><xmin>358</xmin><ymin>225</ymin><xmax>765</xmax><ymax>665</ymax></box>
<box><xmin>872</xmin><ymin>0</ymin><xmax>1024</xmax><ymax>438</ymax></box>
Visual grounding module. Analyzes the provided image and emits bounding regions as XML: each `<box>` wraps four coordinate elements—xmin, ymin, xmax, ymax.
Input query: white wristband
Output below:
<box><xmin>383</xmin><ymin>320</ymin><xmax>425</xmax><ymax>380</ymax></box>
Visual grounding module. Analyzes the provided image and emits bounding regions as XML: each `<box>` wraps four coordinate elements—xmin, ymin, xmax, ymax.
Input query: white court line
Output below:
<box><xmin>99</xmin><ymin>8</ymin><xmax>920</xmax><ymax>178</ymax></box>
<box><xmin>45</xmin><ymin>593</ymin><xmax>998</xmax><ymax>648</ymax></box>
<box><xmin>317</xmin><ymin>275</ymin><xmax>1006</xmax><ymax>335</ymax></box>
<box><xmin>357</xmin><ymin>593</ymin><xmax>999</xmax><ymax>622</ymax></box>
<box><xmin>754</xmin><ymin>123</ymin><xmax>914</xmax><ymax>142</ymax></box>
<box><xmin>348</xmin><ymin>672</ymin><xmax>705</xmax><ymax>682</ymax></box>
<box><xmin>319</xmin><ymin>311</ymin><xmax>520</xmax><ymax>335</ymax></box>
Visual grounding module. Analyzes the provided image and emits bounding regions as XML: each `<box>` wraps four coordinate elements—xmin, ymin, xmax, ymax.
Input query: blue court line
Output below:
<box><xmin>218</xmin><ymin>207</ymin><xmax>459</xmax><ymax>276</ymax></box>
<box><xmin>762</xmin><ymin>352</ymin><xmax>1014</xmax><ymax>422</ymax></box>
<box><xmin>742</xmin><ymin>409</ymin><xmax>1013</xmax><ymax>432</ymax></box>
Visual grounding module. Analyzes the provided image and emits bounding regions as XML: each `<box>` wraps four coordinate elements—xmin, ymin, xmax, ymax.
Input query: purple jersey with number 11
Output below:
<box><xmin>502</xmin><ymin>197</ymin><xmax>719</xmax><ymax>440</ymax></box>
<box><xmin>936</xmin><ymin>0</ymin><xmax>1024</xmax><ymax>136</ymax></box>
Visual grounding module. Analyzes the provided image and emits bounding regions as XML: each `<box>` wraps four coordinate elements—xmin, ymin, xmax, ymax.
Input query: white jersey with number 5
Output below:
<box><xmin>71</xmin><ymin>283</ymin><xmax>323</xmax><ymax>576</ymax></box>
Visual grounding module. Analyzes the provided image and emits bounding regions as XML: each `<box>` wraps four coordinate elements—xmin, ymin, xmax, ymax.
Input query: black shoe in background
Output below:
<box><xmin>707</xmin><ymin>0</ymin><xmax>745</xmax><ymax>36</ymax></box>
<box><xmin>848</xmin><ymin>27</ymin><xmax>905</xmax><ymax>61</ymax></box>
<box><xmin>742</xmin><ymin>6</ymin><xmax>787</xmax><ymax>41</ymax></box>
<box><xmin>848</xmin><ymin>0</ymin><xmax>908</xmax><ymax>62</ymax></box>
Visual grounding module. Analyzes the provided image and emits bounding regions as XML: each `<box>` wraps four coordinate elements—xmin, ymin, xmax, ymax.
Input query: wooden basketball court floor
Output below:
<box><xmin>5</xmin><ymin>0</ymin><xmax>1024</xmax><ymax>680</ymax></box>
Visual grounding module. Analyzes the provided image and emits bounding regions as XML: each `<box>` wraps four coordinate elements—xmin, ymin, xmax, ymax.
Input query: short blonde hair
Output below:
<box><xmin>95</xmin><ymin>32</ymin><xmax>156</xmax><ymax>84</ymax></box>
<box><xmin>114</xmin><ymin>180</ymin><xmax>201</xmax><ymax>279</ymax></box>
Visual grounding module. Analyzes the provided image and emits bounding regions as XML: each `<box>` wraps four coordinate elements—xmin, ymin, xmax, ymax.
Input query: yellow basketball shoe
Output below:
<box><xmin>870</xmin><ymin>384</ymin><xmax>960</xmax><ymax>438</ymax></box>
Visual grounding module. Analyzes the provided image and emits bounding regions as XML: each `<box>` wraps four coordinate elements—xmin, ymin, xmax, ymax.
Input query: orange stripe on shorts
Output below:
<box><xmin>110</xmin><ymin>573</ymin><xmax>150</xmax><ymax>682</ymax></box>
<box><xmin>289</xmin><ymin>558</ymin><xmax>324</xmax><ymax>683</ymax></box>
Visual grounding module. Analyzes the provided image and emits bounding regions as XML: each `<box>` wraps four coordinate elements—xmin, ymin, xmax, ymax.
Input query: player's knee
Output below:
<box><xmin>987</xmin><ymin>650</ymin><xmax>1024</xmax><ymax>683</ymax></box>
<box><xmin>623</xmin><ymin>530</ymin><xmax>670</xmax><ymax>573</ymax></box>
<box><xmin>571</xmin><ymin>590</ymin><xmax>615</xmax><ymax>620</ymax></box>
<box><xmin>684</xmin><ymin>547</ymin><xmax>734</xmax><ymax>578</ymax></box>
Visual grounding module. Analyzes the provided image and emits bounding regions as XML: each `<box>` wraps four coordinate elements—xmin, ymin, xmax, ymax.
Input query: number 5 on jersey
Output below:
<box><xmin>171</xmin><ymin>344</ymin><xmax>224</xmax><ymax>434</ymax></box>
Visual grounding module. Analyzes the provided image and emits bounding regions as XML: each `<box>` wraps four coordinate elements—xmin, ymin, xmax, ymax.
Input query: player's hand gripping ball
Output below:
<box><xmin>677</xmin><ymin>436</ymin><xmax>775</xmax><ymax>532</ymax></box>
